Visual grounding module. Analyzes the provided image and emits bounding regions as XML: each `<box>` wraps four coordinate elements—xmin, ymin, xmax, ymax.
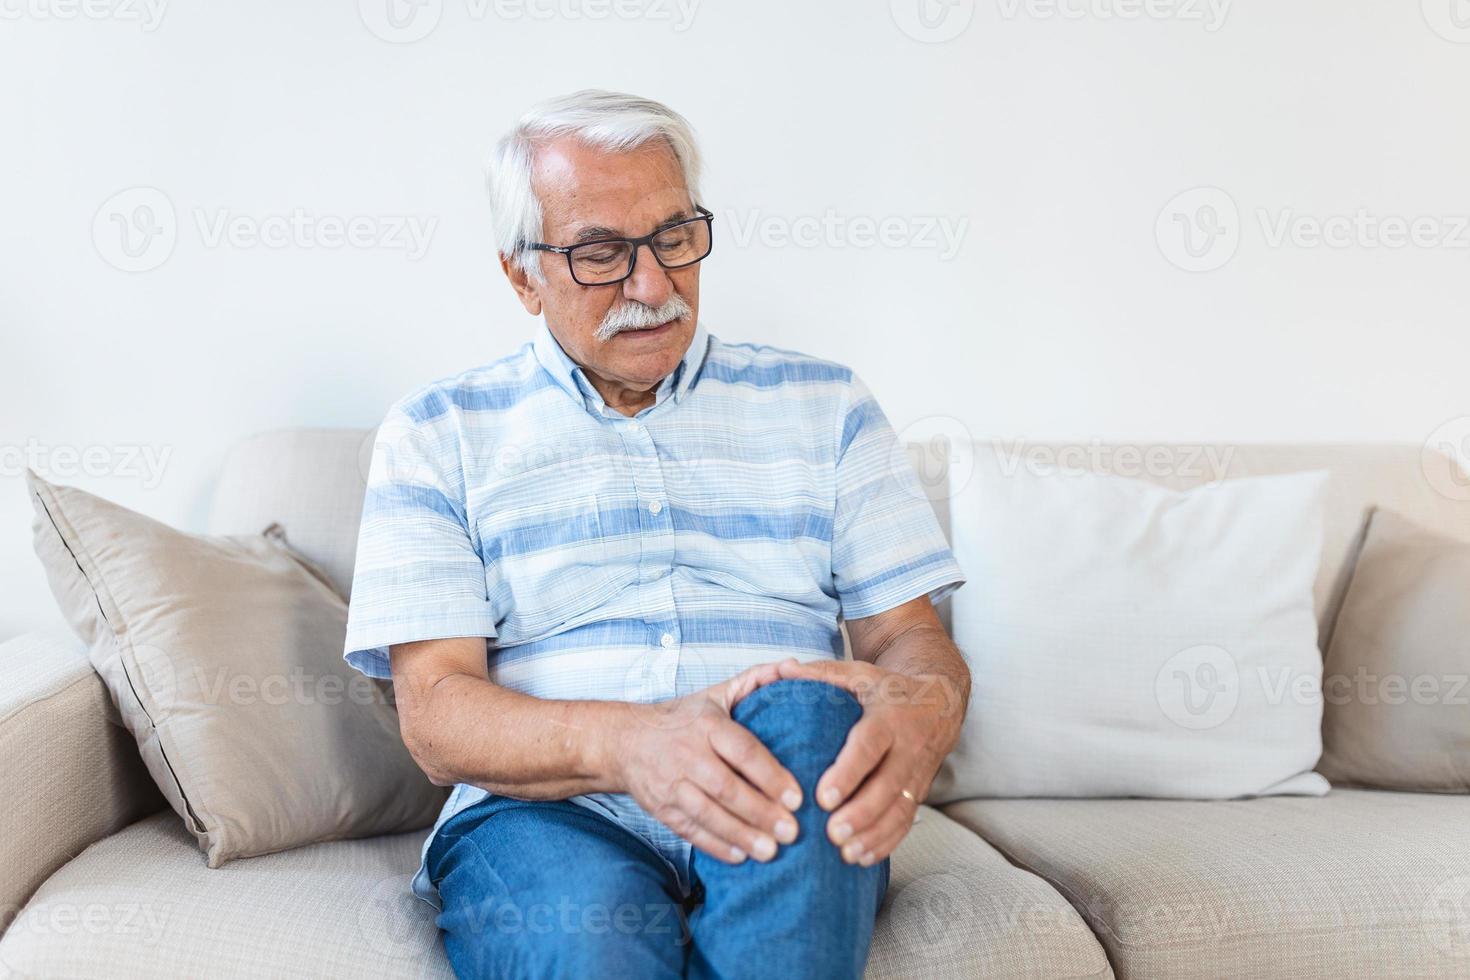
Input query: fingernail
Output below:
<box><xmin>782</xmin><ymin>789</ymin><xmax>802</xmax><ymax>810</ymax></box>
<box><xmin>830</xmin><ymin>821</ymin><xmax>852</xmax><ymax>844</ymax></box>
<box><xmin>842</xmin><ymin>841</ymin><xmax>863</xmax><ymax>864</ymax></box>
<box><xmin>753</xmin><ymin>836</ymin><xmax>777</xmax><ymax>861</ymax></box>
<box><xmin>860</xmin><ymin>851</ymin><xmax>878</xmax><ymax>867</ymax></box>
<box><xmin>820</xmin><ymin>787</ymin><xmax>841</xmax><ymax>810</ymax></box>
<box><xmin>775</xmin><ymin>819</ymin><xmax>797</xmax><ymax>844</ymax></box>
<box><xmin>729</xmin><ymin>846</ymin><xmax>746</xmax><ymax>863</ymax></box>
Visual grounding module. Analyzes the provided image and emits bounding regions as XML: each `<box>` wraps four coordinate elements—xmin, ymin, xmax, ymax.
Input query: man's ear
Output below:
<box><xmin>501</xmin><ymin>253</ymin><xmax>544</xmax><ymax>316</ymax></box>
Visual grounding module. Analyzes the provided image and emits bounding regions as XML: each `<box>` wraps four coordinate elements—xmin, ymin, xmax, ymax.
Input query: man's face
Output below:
<box><xmin>505</xmin><ymin>136</ymin><xmax>701</xmax><ymax>394</ymax></box>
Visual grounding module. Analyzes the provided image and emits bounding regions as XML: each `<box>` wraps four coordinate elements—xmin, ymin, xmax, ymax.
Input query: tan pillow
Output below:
<box><xmin>1319</xmin><ymin>507</ymin><xmax>1470</xmax><ymax>793</ymax></box>
<box><xmin>26</xmin><ymin>469</ymin><xmax>447</xmax><ymax>866</ymax></box>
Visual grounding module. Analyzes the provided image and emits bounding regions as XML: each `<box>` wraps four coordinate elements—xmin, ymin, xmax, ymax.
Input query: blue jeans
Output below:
<box><xmin>425</xmin><ymin>678</ymin><xmax>890</xmax><ymax>979</ymax></box>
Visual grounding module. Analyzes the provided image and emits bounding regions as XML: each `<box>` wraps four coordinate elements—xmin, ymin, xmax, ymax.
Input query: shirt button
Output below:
<box><xmin>628</xmin><ymin>421</ymin><xmax>641</xmax><ymax>433</ymax></box>
<box><xmin>648</xmin><ymin>499</ymin><xmax>663</xmax><ymax>516</ymax></box>
<box><xmin>660</xmin><ymin>633</ymin><xmax>675</xmax><ymax>649</ymax></box>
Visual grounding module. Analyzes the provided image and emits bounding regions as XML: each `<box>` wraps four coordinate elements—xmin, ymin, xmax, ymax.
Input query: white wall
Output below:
<box><xmin>4</xmin><ymin>0</ymin><xmax>1469</xmax><ymax>639</ymax></box>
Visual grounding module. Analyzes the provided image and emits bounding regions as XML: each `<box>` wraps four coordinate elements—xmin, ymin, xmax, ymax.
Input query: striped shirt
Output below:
<box><xmin>343</xmin><ymin>319</ymin><xmax>965</xmax><ymax>909</ymax></box>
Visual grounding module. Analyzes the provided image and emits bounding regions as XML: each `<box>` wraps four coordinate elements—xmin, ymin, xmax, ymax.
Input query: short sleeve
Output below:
<box><xmin>342</xmin><ymin>404</ymin><xmax>498</xmax><ymax>679</ymax></box>
<box><xmin>831</xmin><ymin>373</ymin><xmax>966</xmax><ymax>620</ymax></box>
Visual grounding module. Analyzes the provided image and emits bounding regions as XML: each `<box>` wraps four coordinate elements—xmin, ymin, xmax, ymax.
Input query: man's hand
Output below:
<box><xmin>769</xmin><ymin>658</ymin><xmax>963</xmax><ymax>866</ymax></box>
<box><xmin>609</xmin><ymin>662</ymin><xmax>804</xmax><ymax>866</ymax></box>
<box><xmin>766</xmin><ymin>596</ymin><xmax>971</xmax><ymax>867</ymax></box>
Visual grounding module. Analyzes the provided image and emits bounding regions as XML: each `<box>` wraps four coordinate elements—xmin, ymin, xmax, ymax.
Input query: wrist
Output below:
<box><xmin>583</xmin><ymin>700</ymin><xmax>632</xmax><ymax>794</ymax></box>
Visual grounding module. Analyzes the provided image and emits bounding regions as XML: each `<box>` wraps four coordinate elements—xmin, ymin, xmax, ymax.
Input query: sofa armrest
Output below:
<box><xmin>0</xmin><ymin>628</ymin><xmax>165</xmax><ymax>931</ymax></box>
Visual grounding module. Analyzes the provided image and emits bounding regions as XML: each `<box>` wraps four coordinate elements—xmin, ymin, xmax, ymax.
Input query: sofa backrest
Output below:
<box><xmin>208</xmin><ymin>429</ymin><xmax>1470</xmax><ymax>646</ymax></box>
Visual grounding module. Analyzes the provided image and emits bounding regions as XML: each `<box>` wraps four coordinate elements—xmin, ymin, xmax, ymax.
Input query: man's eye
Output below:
<box><xmin>579</xmin><ymin>246</ymin><xmax>625</xmax><ymax>266</ymax></box>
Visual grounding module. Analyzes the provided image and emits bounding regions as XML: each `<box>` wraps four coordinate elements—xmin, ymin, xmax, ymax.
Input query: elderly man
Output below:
<box><xmin>344</xmin><ymin>90</ymin><xmax>969</xmax><ymax>979</ymax></box>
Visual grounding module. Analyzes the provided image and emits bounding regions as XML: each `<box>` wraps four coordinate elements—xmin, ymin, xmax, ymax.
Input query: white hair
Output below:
<box><xmin>488</xmin><ymin>89</ymin><xmax>704</xmax><ymax>281</ymax></box>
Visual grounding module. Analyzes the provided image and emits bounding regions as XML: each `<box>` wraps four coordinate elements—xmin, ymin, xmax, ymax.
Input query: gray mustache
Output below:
<box><xmin>595</xmin><ymin>295</ymin><xmax>693</xmax><ymax>342</ymax></box>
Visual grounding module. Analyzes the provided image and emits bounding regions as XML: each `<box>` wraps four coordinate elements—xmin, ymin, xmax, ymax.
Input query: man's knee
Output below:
<box><xmin>730</xmin><ymin>677</ymin><xmax>861</xmax><ymax>784</ymax></box>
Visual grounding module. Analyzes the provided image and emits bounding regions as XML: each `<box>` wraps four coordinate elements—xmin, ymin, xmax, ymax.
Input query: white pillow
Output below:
<box><xmin>930</xmin><ymin>454</ymin><xmax>1332</xmax><ymax>802</ymax></box>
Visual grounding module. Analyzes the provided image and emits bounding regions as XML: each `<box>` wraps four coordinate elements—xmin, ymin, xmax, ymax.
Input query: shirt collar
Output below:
<box><xmin>532</xmin><ymin>318</ymin><xmax>709</xmax><ymax>411</ymax></box>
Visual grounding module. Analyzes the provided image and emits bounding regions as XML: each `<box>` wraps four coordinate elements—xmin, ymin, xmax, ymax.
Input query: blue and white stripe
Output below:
<box><xmin>344</xmin><ymin>318</ymin><xmax>965</xmax><ymax>909</ymax></box>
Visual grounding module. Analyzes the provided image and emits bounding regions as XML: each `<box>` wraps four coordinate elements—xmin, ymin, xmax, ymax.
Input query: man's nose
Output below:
<box><xmin>621</xmin><ymin>242</ymin><xmax>673</xmax><ymax>308</ymax></box>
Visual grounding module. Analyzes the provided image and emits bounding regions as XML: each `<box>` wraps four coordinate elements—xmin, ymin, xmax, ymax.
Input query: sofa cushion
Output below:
<box><xmin>26</xmin><ymin>469</ymin><xmax>448</xmax><ymax>869</ymax></box>
<box><xmin>935</xmin><ymin>461</ymin><xmax>1330</xmax><ymax>802</ymax></box>
<box><xmin>943</xmin><ymin>789</ymin><xmax>1470</xmax><ymax>979</ymax></box>
<box><xmin>0</xmin><ymin>807</ymin><xmax>1113</xmax><ymax>980</ymax></box>
<box><xmin>1319</xmin><ymin>508</ymin><xmax>1470</xmax><ymax>793</ymax></box>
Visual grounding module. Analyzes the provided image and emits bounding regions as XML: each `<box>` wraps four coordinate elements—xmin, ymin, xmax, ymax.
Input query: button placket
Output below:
<box><xmin>618</xmin><ymin>417</ymin><xmax>680</xmax><ymax>696</ymax></box>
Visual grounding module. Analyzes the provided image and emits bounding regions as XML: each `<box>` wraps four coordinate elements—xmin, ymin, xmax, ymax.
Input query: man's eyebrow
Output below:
<box><xmin>571</xmin><ymin>225</ymin><xmax>621</xmax><ymax>244</ymax></box>
<box><xmin>568</xmin><ymin>210</ymin><xmax>696</xmax><ymax>244</ymax></box>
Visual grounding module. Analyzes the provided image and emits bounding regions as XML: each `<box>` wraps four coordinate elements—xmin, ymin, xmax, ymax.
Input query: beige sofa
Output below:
<box><xmin>2</xmin><ymin>430</ymin><xmax>1468</xmax><ymax>979</ymax></box>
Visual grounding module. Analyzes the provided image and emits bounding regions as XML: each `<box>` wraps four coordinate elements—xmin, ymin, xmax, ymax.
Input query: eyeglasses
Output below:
<box><xmin>527</xmin><ymin>206</ymin><xmax>714</xmax><ymax>286</ymax></box>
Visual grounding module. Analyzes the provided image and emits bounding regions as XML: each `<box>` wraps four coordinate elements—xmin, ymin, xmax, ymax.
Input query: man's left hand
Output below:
<box><xmin>769</xmin><ymin>657</ymin><xmax>965</xmax><ymax>866</ymax></box>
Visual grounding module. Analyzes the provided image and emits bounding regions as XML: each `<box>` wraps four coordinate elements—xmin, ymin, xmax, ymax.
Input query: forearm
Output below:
<box><xmin>406</xmin><ymin>672</ymin><xmax>630</xmax><ymax>799</ymax></box>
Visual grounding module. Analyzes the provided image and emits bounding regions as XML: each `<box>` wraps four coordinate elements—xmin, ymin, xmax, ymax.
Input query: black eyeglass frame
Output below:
<box><xmin>526</xmin><ymin>205</ymin><xmax>715</xmax><ymax>286</ymax></box>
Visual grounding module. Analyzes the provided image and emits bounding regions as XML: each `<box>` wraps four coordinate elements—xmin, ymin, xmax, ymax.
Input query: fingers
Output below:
<box><xmin>673</xmin><ymin>775</ymin><xmax>787</xmax><ymax>863</ymax></box>
<box><xmin>718</xmin><ymin>660</ymin><xmax>790</xmax><ymax>712</ymax></box>
<box><xmin>774</xmin><ymin>657</ymin><xmax>867</xmax><ymax>695</ymax></box>
<box><xmin>815</xmin><ymin>714</ymin><xmax>892</xmax><ymax>812</ymax></box>
<box><xmin>826</xmin><ymin>754</ymin><xmax>923</xmax><ymax>863</ymax></box>
<box><xmin>661</xmin><ymin>784</ymin><xmax>751</xmax><ymax>865</ymax></box>
<box><xmin>838</xmin><ymin>792</ymin><xmax>916</xmax><ymax>865</ymax></box>
<box><xmin>706</xmin><ymin>720</ymin><xmax>803</xmax><ymax>829</ymax></box>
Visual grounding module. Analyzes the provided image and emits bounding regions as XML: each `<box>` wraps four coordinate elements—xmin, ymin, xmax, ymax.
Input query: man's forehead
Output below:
<box><xmin>532</xmin><ymin>137</ymin><xmax>692</xmax><ymax>236</ymax></box>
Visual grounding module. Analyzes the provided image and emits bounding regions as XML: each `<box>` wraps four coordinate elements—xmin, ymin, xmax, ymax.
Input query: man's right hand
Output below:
<box><xmin>608</xmin><ymin>663</ymin><xmax>803</xmax><ymax>865</ymax></box>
